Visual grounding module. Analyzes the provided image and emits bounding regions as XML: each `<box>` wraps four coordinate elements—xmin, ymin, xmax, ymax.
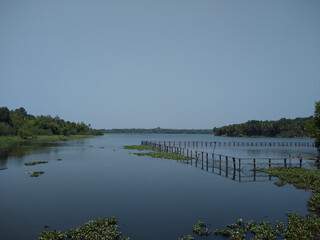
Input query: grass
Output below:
<box><xmin>259</xmin><ymin>167</ymin><xmax>320</xmax><ymax>212</ymax></box>
<box><xmin>37</xmin><ymin>217</ymin><xmax>130</xmax><ymax>240</ymax></box>
<box><xmin>135</xmin><ymin>151</ymin><xmax>192</xmax><ymax>160</ymax></box>
<box><xmin>123</xmin><ymin>145</ymin><xmax>154</xmax><ymax>150</ymax></box>
<box><xmin>24</xmin><ymin>161</ymin><xmax>48</xmax><ymax>166</ymax></box>
<box><xmin>30</xmin><ymin>171</ymin><xmax>45</xmax><ymax>177</ymax></box>
<box><xmin>0</xmin><ymin>136</ymin><xmax>22</xmax><ymax>148</ymax></box>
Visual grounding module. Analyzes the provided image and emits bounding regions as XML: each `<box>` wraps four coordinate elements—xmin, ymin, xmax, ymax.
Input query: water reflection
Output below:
<box><xmin>0</xmin><ymin>142</ymin><xmax>60</xmax><ymax>168</ymax></box>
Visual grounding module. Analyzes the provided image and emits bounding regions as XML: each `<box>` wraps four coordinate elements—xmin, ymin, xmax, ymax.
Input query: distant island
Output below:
<box><xmin>0</xmin><ymin>106</ymin><xmax>103</xmax><ymax>139</ymax></box>
<box><xmin>213</xmin><ymin>117</ymin><xmax>313</xmax><ymax>138</ymax></box>
<box><xmin>102</xmin><ymin>128</ymin><xmax>213</xmax><ymax>134</ymax></box>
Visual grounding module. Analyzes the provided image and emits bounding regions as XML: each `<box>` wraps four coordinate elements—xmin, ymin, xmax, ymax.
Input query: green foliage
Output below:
<box><xmin>123</xmin><ymin>145</ymin><xmax>154</xmax><ymax>150</ymax></box>
<box><xmin>30</xmin><ymin>171</ymin><xmax>45</xmax><ymax>177</ymax></box>
<box><xmin>38</xmin><ymin>217</ymin><xmax>130</xmax><ymax>240</ymax></box>
<box><xmin>192</xmin><ymin>220</ymin><xmax>210</xmax><ymax>236</ymax></box>
<box><xmin>0</xmin><ymin>106</ymin><xmax>103</xmax><ymax>137</ymax></box>
<box><xmin>305</xmin><ymin>101</ymin><xmax>320</xmax><ymax>151</ymax></box>
<box><xmin>18</xmin><ymin>128</ymin><xmax>35</xmax><ymax>139</ymax></box>
<box><xmin>24</xmin><ymin>161</ymin><xmax>48</xmax><ymax>166</ymax></box>
<box><xmin>213</xmin><ymin>117</ymin><xmax>312</xmax><ymax>138</ymax></box>
<box><xmin>134</xmin><ymin>152</ymin><xmax>192</xmax><ymax>160</ymax></box>
<box><xmin>38</xmin><ymin>230</ymin><xmax>67</xmax><ymax>240</ymax></box>
<box><xmin>178</xmin><ymin>235</ymin><xmax>195</xmax><ymax>240</ymax></box>
<box><xmin>0</xmin><ymin>122</ymin><xmax>15</xmax><ymax>136</ymax></box>
<box><xmin>213</xmin><ymin>214</ymin><xmax>320</xmax><ymax>240</ymax></box>
<box><xmin>259</xmin><ymin>167</ymin><xmax>320</xmax><ymax>212</ymax></box>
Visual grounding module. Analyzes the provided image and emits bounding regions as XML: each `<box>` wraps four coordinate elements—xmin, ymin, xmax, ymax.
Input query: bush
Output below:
<box><xmin>18</xmin><ymin>129</ymin><xmax>35</xmax><ymax>139</ymax></box>
<box><xmin>0</xmin><ymin>122</ymin><xmax>16</xmax><ymax>136</ymax></box>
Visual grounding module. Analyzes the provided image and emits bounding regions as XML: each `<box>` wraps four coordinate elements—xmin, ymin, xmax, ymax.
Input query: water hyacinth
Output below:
<box><xmin>24</xmin><ymin>161</ymin><xmax>48</xmax><ymax>166</ymax></box>
<box><xmin>38</xmin><ymin>217</ymin><xmax>130</xmax><ymax>240</ymax></box>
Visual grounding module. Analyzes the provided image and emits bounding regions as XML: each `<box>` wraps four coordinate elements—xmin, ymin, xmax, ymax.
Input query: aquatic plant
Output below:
<box><xmin>30</xmin><ymin>171</ymin><xmax>45</xmax><ymax>177</ymax></box>
<box><xmin>24</xmin><ymin>161</ymin><xmax>48</xmax><ymax>166</ymax></box>
<box><xmin>123</xmin><ymin>145</ymin><xmax>154</xmax><ymax>150</ymax></box>
<box><xmin>178</xmin><ymin>235</ymin><xmax>195</xmax><ymax>240</ymax></box>
<box><xmin>192</xmin><ymin>220</ymin><xmax>210</xmax><ymax>236</ymax></box>
<box><xmin>213</xmin><ymin>213</ymin><xmax>320</xmax><ymax>240</ymax></box>
<box><xmin>57</xmin><ymin>158</ymin><xmax>62</xmax><ymax>161</ymax></box>
<box><xmin>134</xmin><ymin>152</ymin><xmax>192</xmax><ymax>161</ymax></box>
<box><xmin>38</xmin><ymin>230</ymin><xmax>67</xmax><ymax>240</ymax></box>
<box><xmin>259</xmin><ymin>167</ymin><xmax>320</xmax><ymax>212</ymax></box>
<box><xmin>0</xmin><ymin>167</ymin><xmax>7</xmax><ymax>171</ymax></box>
<box><xmin>38</xmin><ymin>217</ymin><xmax>130</xmax><ymax>240</ymax></box>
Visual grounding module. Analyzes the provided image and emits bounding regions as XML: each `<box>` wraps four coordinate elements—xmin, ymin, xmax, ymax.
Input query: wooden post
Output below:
<box><xmin>226</xmin><ymin>156</ymin><xmax>228</xmax><ymax>177</ymax></box>
<box><xmin>219</xmin><ymin>155</ymin><xmax>222</xmax><ymax>175</ymax></box>
<box><xmin>212</xmin><ymin>153</ymin><xmax>215</xmax><ymax>172</ymax></box>
<box><xmin>269</xmin><ymin>159</ymin><xmax>271</xmax><ymax>168</ymax></box>
<box><xmin>190</xmin><ymin>150</ymin><xmax>193</xmax><ymax>165</ymax></box>
<box><xmin>253</xmin><ymin>158</ymin><xmax>256</xmax><ymax>170</ymax></box>
<box><xmin>206</xmin><ymin>153</ymin><xmax>208</xmax><ymax>171</ymax></box>
<box><xmin>238</xmin><ymin>158</ymin><xmax>241</xmax><ymax>182</ymax></box>
<box><xmin>299</xmin><ymin>158</ymin><xmax>302</xmax><ymax>168</ymax></box>
<box><xmin>233</xmin><ymin>157</ymin><xmax>236</xmax><ymax>170</ymax></box>
<box><xmin>195</xmin><ymin>151</ymin><xmax>198</xmax><ymax>167</ymax></box>
<box><xmin>284</xmin><ymin>158</ymin><xmax>287</xmax><ymax>168</ymax></box>
<box><xmin>201</xmin><ymin>152</ymin><xmax>204</xmax><ymax>170</ymax></box>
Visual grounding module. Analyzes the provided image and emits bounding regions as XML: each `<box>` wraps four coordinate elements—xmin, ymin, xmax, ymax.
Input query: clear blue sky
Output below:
<box><xmin>1</xmin><ymin>0</ymin><xmax>319</xmax><ymax>129</ymax></box>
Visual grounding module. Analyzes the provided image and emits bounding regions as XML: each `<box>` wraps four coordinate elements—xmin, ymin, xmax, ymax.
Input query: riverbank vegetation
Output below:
<box><xmin>103</xmin><ymin>128</ymin><xmax>212</xmax><ymax>134</ymax></box>
<box><xmin>305</xmin><ymin>101</ymin><xmax>320</xmax><ymax>151</ymax></box>
<box><xmin>0</xmin><ymin>106</ymin><xmax>103</xmax><ymax>140</ymax></box>
<box><xmin>213</xmin><ymin>117</ymin><xmax>312</xmax><ymax>138</ymax></box>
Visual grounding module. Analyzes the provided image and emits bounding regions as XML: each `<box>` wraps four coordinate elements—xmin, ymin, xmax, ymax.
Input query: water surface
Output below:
<box><xmin>0</xmin><ymin>134</ymin><xmax>317</xmax><ymax>239</ymax></box>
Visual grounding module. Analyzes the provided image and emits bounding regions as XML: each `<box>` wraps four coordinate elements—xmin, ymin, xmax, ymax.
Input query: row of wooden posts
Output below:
<box><xmin>141</xmin><ymin>141</ymin><xmax>319</xmax><ymax>173</ymax></box>
<box><xmin>152</xmin><ymin>140</ymin><xmax>315</xmax><ymax>148</ymax></box>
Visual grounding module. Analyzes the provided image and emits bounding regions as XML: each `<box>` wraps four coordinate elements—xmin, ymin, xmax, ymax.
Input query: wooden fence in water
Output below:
<box><xmin>141</xmin><ymin>141</ymin><xmax>319</xmax><ymax>182</ymax></box>
<box><xmin>154</xmin><ymin>140</ymin><xmax>315</xmax><ymax>148</ymax></box>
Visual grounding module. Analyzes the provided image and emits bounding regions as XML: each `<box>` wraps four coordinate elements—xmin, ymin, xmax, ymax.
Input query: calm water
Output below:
<box><xmin>0</xmin><ymin>134</ymin><xmax>318</xmax><ymax>240</ymax></box>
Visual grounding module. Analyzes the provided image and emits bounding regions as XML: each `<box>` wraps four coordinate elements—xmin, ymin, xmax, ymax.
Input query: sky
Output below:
<box><xmin>1</xmin><ymin>0</ymin><xmax>319</xmax><ymax>129</ymax></box>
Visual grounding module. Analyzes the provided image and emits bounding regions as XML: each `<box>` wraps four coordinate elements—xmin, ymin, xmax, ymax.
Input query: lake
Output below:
<box><xmin>0</xmin><ymin>134</ymin><xmax>318</xmax><ymax>240</ymax></box>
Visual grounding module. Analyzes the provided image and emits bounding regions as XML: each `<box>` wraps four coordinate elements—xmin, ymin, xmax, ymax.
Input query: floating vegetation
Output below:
<box><xmin>37</xmin><ymin>217</ymin><xmax>130</xmax><ymax>240</ymax></box>
<box><xmin>0</xmin><ymin>167</ymin><xmax>7</xmax><ymax>171</ymax></box>
<box><xmin>192</xmin><ymin>220</ymin><xmax>210</xmax><ymax>236</ymax></box>
<box><xmin>214</xmin><ymin>213</ymin><xmax>320</xmax><ymax>240</ymax></box>
<box><xmin>179</xmin><ymin>214</ymin><xmax>320</xmax><ymax>239</ymax></box>
<box><xmin>30</xmin><ymin>171</ymin><xmax>45</xmax><ymax>177</ymax></box>
<box><xmin>24</xmin><ymin>161</ymin><xmax>48</xmax><ymax>166</ymax></box>
<box><xmin>259</xmin><ymin>167</ymin><xmax>320</xmax><ymax>212</ymax></box>
<box><xmin>135</xmin><ymin>152</ymin><xmax>192</xmax><ymax>160</ymax></box>
<box><xmin>123</xmin><ymin>145</ymin><xmax>154</xmax><ymax>150</ymax></box>
<box><xmin>57</xmin><ymin>158</ymin><xmax>62</xmax><ymax>161</ymax></box>
<box><xmin>178</xmin><ymin>235</ymin><xmax>195</xmax><ymax>240</ymax></box>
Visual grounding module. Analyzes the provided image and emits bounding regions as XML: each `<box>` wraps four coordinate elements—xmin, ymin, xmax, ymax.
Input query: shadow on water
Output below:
<box><xmin>0</xmin><ymin>142</ymin><xmax>61</xmax><ymax>168</ymax></box>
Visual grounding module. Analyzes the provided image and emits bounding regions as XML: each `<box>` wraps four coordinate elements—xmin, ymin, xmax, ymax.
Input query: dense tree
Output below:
<box><xmin>305</xmin><ymin>101</ymin><xmax>320</xmax><ymax>151</ymax></box>
<box><xmin>213</xmin><ymin>117</ymin><xmax>312</xmax><ymax>138</ymax></box>
<box><xmin>0</xmin><ymin>107</ymin><xmax>103</xmax><ymax>137</ymax></box>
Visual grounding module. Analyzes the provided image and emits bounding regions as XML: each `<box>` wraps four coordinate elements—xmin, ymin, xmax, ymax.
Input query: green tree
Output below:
<box><xmin>305</xmin><ymin>101</ymin><xmax>320</xmax><ymax>152</ymax></box>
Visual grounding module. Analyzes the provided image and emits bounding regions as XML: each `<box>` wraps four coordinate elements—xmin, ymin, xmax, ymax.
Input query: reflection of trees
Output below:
<box><xmin>0</xmin><ymin>142</ymin><xmax>60</xmax><ymax>167</ymax></box>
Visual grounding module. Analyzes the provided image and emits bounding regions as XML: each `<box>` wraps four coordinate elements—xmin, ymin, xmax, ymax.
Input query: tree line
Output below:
<box><xmin>213</xmin><ymin>117</ymin><xmax>312</xmax><ymax>138</ymax></box>
<box><xmin>102</xmin><ymin>128</ymin><xmax>213</xmax><ymax>134</ymax></box>
<box><xmin>0</xmin><ymin>107</ymin><xmax>103</xmax><ymax>138</ymax></box>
